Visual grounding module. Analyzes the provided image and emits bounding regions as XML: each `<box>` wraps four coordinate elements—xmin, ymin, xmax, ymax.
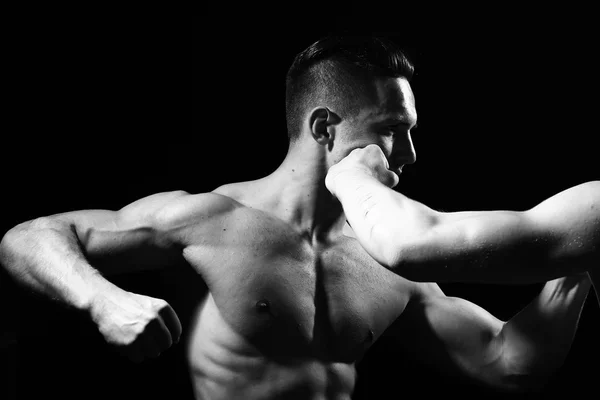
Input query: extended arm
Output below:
<box><xmin>392</xmin><ymin>276</ymin><xmax>591</xmax><ymax>393</ymax></box>
<box><xmin>327</xmin><ymin>145</ymin><xmax>600</xmax><ymax>284</ymax></box>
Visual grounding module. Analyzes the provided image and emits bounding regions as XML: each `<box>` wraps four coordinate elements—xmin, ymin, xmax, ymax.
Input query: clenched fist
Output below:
<box><xmin>326</xmin><ymin>144</ymin><xmax>399</xmax><ymax>198</ymax></box>
<box><xmin>90</xmin><ymin>287</ymin><xmax>182</xmax><ymax>363</ymax></box>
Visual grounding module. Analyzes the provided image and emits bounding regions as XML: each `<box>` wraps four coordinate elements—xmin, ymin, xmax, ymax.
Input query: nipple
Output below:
<box><xmin>255</xmin><ymin>299</ymin><xmax>271</xmax><ymax>313</ymax></box>
<box><xmin>366</xmin><ymin>329</ymin><xmax>374</xmax><ymax>342</ymax></box>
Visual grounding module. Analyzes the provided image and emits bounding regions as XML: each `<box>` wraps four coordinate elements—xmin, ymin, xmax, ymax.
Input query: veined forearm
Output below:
<box><xmin>0</xmin><ymin>218</ymin><xmax>114</xmax><ymax>312</ymax></box>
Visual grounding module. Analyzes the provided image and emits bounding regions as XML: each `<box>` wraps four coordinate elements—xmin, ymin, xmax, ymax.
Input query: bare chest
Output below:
<box><xmin>182</xmin><ymin>212</ymin><xmax>412</xmax><ymax>362</ymax></box>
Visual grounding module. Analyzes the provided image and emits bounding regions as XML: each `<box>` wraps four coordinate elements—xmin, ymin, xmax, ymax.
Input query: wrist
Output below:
<box><xmin>83</xmin><ymin>272</ymin><xmax>122</xmax><ymax>321</ymax></box>
<box><xmin>326</xmin><ymin>169</ymin><xmax>378</xmax><ymax>198</ymax></box>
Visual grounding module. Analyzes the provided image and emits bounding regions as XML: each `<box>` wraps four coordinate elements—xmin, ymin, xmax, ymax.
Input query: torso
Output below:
<box><xmin>175</xmin><ymin>185</ymin><xmax>420</xmax><ymax>400</ymax></box>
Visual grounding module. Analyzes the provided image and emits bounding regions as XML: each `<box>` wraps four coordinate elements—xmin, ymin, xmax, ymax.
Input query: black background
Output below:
<box><xmin>1</xmin><ymin>9</ymin><xmax>598</xmax><ymax>400</ymax></box>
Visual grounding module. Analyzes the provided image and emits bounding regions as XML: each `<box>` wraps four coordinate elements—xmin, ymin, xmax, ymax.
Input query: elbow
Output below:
<box><xmin>0</xmin><ymin>222</ymin><xmax>30</xmax><ymax>266</ymax></box>
<box><xmin>492</xmin><ymin>351</ymin><xmax>560</xmax><ymax>394</ymax></box>
<box><xmin>0</xmin><ymin>225</ymin><xmax>23</xmax><ymax>275</ymax></box>
<box><xmin>0</xmin><ymin>217</ymin><xmax>56</xmax><ymax>269</ymax></box>
<box><xmin>0</xmin><ymin>230</ymin><xmax>12</xmax><ymax>270</ymax></box>
<box><xmin>476</xmin><ymin>362</ymin><xmax>555</xmax><ymax>394</ymax></box>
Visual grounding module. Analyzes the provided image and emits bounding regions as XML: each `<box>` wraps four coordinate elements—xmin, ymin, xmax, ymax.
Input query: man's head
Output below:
<box><xmin>285</xmin><ymin>34</ymin><xmax>418</xmax><ymax>175</ymax></box>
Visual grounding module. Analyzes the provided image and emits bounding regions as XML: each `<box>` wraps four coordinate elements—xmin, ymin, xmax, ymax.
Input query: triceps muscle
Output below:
<box><xmin>81</xmin><ymin>224</ymin><xmax>184</xmax><ymax>275</ymax></box>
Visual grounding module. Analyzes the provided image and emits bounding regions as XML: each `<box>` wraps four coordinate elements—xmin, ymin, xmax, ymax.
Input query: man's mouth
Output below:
<box><xmin>389</xmin><ymin>164</ymin><xmax>403</xmax><ymax>174</ymax></box>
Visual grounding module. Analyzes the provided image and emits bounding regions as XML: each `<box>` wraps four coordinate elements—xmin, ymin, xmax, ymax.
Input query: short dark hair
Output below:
<box><xmin>285</xmin><ymin>34</ymin><xmax>414</xmax><ymax>142</ymax></box>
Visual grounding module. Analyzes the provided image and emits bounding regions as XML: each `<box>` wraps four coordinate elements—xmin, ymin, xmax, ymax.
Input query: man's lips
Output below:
<box><xmin>389</xmin><ymin>164</ymin><xmax>403</xmax><ymax>174</ymax></box>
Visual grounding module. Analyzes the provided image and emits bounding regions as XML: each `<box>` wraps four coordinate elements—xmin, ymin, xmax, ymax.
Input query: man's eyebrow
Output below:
<box><xmin>382</xmin><ymin>117</ymin><xmax>418</xmax><ymax>128</ymax></box>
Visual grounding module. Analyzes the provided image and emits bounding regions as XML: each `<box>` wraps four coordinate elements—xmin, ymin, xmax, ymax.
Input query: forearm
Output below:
<box><xmin>332</xmin><ymin>172</ymin><xmax>433</xmax><ymax>263</ymax></box>
<box><xmin>499</xmin><ymin>274</ymin><xmax>591</xmax><ymax>385</ymax></box>
<box><xmin>0</xmin><ymin>217</ymin><xmax>117</xmax><ymax>312</ymax></box>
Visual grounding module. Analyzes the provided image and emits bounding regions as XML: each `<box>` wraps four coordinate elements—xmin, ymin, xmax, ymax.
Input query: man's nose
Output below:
<box><xmin>392</xmin><ymin>133</ymin><xmax>417</xmax><ymax>166</ymax></box>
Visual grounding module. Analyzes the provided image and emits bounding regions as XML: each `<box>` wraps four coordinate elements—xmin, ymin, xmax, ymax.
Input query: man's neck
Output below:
<box><xmin>260</xmin><ymin>147</ymin><xmax>346</xmax><ymax>242</ymax></box>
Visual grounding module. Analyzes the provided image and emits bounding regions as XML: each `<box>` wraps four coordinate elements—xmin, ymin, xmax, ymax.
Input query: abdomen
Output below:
<box><xmin>186</xmin><ymin>294</ymin><xmax>356</xmax><ymax>400</ymax></box>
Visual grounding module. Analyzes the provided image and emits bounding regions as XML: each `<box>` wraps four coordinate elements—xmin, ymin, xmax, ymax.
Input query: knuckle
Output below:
<box><xmin>118</xmin><ymin>334</ymin><xmax>139</xmax><ymax>347</ymax></box>
<box><xmin>153</xmin><ymin>299</ymin><xmax>169</xmax><ymax>310</ymax></box>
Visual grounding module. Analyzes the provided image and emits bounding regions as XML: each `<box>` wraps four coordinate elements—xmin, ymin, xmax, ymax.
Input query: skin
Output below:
<box><xmin>0</xmin><ymin>76</ymin><xmax>591</xmax><ymax>399</ymax></box>
<box><xmin>325</xmin><ymin>144</ymin><xmax>600</xmax><ymax>289</ymax></box>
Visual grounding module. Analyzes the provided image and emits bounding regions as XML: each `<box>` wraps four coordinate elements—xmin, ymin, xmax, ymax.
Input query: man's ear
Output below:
<box><xmin>308</xmin><ymin>107</ymin><xmax>339</xmax><ymax>146</ymax></box>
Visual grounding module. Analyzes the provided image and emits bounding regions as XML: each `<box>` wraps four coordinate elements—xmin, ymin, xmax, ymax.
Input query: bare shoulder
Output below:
<box><xmin>39</xmin><ymin>190</ymin><xmax>242</xmax><ymax>231</ymax></box>
<box><xmin>211</xmin><ymin>179</ymin><xmax>270</xmax><ymax>207</ymax></box>
<box><xmin>146</xmin><ymin>190</ymin><xmax>244</xmax><ymax>228</ymax></box>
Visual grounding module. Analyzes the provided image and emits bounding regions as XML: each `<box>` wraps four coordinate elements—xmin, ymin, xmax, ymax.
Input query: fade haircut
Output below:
<box><xmin>285</xmin><ymin>34</ymin><xmax>414</xmax><ymax>142</ymax></box>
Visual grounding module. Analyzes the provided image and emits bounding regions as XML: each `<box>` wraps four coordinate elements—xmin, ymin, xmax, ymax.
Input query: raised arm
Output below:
<box><xmin>0</xmin><ymin>190</ymin><xmax>225</xmax><ymax>362</ymax></box>
<box><xmin>326</xmin><ymin>145</ymin><xmax>600</xmax><ymax>284</ymax></box>
<box><xmin>389</xmin><ymin>276</ymin><xmax>591</xmax><ymax>393</ymax></box>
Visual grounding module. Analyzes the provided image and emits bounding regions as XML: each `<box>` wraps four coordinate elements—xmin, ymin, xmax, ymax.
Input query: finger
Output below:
<box><xmin>159</xmin><ymin>304</ymin><xmax>182</xmax><ymax>344</ymax></box>
<box><xmin>148</xmin><ymin>316</ymin><xmax>173</xmax><ymax>352</ymax></box>
<box><xmin>364</xmin><ymin>144</ymin><xmax>382</xmax><ymax>155</ymax></box>
<box><xmin>141</xmin><ymin>334</ymin><xmax>162</xmax><ymax>359</ymax></box>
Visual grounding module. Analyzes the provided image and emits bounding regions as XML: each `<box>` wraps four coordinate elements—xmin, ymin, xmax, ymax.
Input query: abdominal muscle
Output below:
<box><xmin>185</xmin><ymin>294</ymin><xmax>357</xmax><ymax>400</ymax></box>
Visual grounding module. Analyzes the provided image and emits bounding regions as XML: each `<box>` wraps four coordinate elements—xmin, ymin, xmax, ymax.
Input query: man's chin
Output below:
<box><xmin>390</xmin><ymin>168</ymin><xmax>402</xmax><ymax>178</ymax></box>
